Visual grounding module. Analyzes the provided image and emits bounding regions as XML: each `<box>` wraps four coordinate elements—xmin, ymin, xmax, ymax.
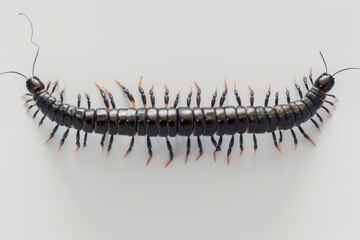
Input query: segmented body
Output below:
<box><xmin>27</xmin><ymin>76</ymin><xmax>332</xmax><ymax>167</ymax></box>
<box><xmin>34</xmin><ymin>86</ymin><xmax>324</xmax><ymax>137</ymax></box>
<box><xmin>2</xmin><ymin>14</ymin><xmax>342</xmax><ymax>168</ymax></box>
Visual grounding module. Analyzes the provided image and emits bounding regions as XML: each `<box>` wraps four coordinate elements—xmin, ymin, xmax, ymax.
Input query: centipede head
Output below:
<box><xmin>26</xmin><ymin>76</ymin><xmax>45</xmax><ymax>93</ymax></box>
<box><xmin>314</xmin><ymin>73</ymin><xmax>335</xmax><ymax>93</ymax></box>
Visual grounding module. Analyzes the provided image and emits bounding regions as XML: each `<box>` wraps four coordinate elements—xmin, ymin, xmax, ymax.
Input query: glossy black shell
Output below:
<box><xmin>33</xmin><ymin>86</ymin><xmax>326</xmax><ymax>137</ymax></box>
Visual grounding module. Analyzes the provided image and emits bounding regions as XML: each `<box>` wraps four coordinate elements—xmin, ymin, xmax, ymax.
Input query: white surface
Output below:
<box><xmin>1</xmin><ymin>1</ymin><xmax>360</xmax><ymax>240</ymax></box>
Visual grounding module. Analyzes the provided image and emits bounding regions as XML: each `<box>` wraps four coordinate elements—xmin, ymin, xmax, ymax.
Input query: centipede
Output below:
<box><xmin>1</xmin><ymin>14</ymin><xmax>359</xmax><ymax>168</ymax></box>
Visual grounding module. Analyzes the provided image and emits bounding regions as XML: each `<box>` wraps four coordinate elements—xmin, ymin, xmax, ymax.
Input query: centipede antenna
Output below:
<box><xmin>19</xmin><ymin>13</ymin><xmax>39</xmax><ymax>77</ymax></box>
<box><xmin>319</xmin><ymin>51</ymin><xmax>328</xmax><ymax>74</ymax></box>
<box><xmin>332</xmin><ymin>67</ymin><xmax>360</xmax><ymax>77</ymax></box>
<box><xmin>0</xmin><ymin>71</ymin><xmax>28</xmax><ymax>80</ymax></box>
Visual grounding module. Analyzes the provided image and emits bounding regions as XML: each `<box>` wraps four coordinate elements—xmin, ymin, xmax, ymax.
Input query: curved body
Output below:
<box><xmin>33</xmin><ymin>87</ymin><xmax>325</xmax><ymax>138</ymax></box>
<box><xmin>1</xmin><ymin>14</ymin><xmax>344</xmax><ymax>168</ymax></box>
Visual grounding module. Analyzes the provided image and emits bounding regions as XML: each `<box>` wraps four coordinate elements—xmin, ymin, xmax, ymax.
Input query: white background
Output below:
<box><xmin>1</xmin><ymin>0</ymin><xmax>360</xmax><ymax>239</ymax></box>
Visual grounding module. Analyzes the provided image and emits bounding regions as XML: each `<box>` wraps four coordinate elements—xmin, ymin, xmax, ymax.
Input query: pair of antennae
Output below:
<box><xmin>319</xmin><ymin>51</ymin><xmax>360</xmax><ymax>77</ymax></box>
<box><xmin>0</xmin><ymin>13</ymin><xmax>39</xmax><ymax>80</ymax></box>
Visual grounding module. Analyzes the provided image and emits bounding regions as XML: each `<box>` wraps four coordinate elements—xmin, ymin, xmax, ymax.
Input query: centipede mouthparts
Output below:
<box><xmin>1</xmin><ymin>14</ymin><xmax>359</xmax><ymax>168</ymax></box>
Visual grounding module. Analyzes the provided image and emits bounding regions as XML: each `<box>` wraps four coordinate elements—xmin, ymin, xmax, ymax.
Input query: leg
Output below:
<box><xmin>100</xmin><ymin>133</ymin><xmax>106</xmax><ymax>152</ymax></box>
<box><xmin>60</xmin><ymin>88</ymin><xmax>65</xmax><ymax>104</ymax></box>
<box><xmin>146</xmin><ymin>136</ymin><xmax>153</xmax><ymax>166</ymax></box>
<box><xmin>77</xmin><ymin>93</ymin><xmax>81</xmax><ymax>108</ymax></box>
<box><xmin>264</xmin><ymin>85</ymin><xmax>271</xmax><ymax>106</ymax></box>
<box><xmin>239</xmin><ymin>133</ymin><xmax>244</xmax><ymax>156</ymax></box>
<box><xmin>75</xmin><ymin>130</ymin><xmax>81</xmax><ymax>152</ymax></box>
<box><xmin>310</xmin><ymin>118</ymin><xmax>321</xmax><ymax>132</ymax></box>
<box><xmin>278</xmin><ymin>130</ymin><xmax>283</xmax><ymax>145</ymax></box>
<box><xmin>45</xmin><ymin>125</ymin><xmax>59</xmax><ymax>143</ymax></box>
<box><xmin>38</xmin><ymin>114</ymin><xmax>47</xmax><ymax>127</ymax></box>
<box><xmin>149</xmin><ymin>85</ymin><xmax>155</xmax><ymax>108</ymax></box>
<box><xmin>26</xmin><ymin>104</ymin><xmax>36</xmax><ymax>111</ymax></box>
<box><xmin>75</xmin><ymin>93</ymin><xmax>81</xmax><ymax>152</ymax></box>
<box><xmin>303</xmin><ymin>76</ymin><xmax>310</xmax><ymax>91</ymax></box>
<box><xmin>315</xmin><ymin>112</ymin><xmax>324</xmax><ymax>125</ymax></box>
<box><xmin>24</xmin><ymin>98</ymin><xmax>33</xmax><ymax>104</ymax></box>
<box><xmin>95</xmin><ymin>82</ymin><xmax>110</xmax><ymax>110</ymax></box>
<box><xmin>85</xmin><ymin>93</ymin><xmax>91</xmax><ymax>109</ymax></box>
<box><xmin>164</xmin><ymin>137</ymin><xmax>174</xmax><ymax>169</ymax></box>
<box><xmin>173</xmin><ymin>91</ymin><xmax>180</xmax><ymax>108</ymax></box>
<box><xmin>194</xmin><ymin>82</ymin><xmax>201</xmax><ymax>107</ymax></box>
<box><xmin>298</xmin><ymin>125</ymin><xmax>316</xmax><ymax>146</ymax></box>
<box><xmin>324</xmin><ymin>100</ymin><xmax>336</xmax><ymax>107</ymax></box>
<box><xmin>211</xmin><ymin>136</ymin><xmax>217</xmax><ymax>160</ymax></box>
<box><xmin>50</xmin><ymin>79</ymin><xmax>59</xmax><ymax>95</ymax></box>
<box><xmin>210</xmin><ymin>87</ymin><xmax>217</xmax><ymax>108</ymax></box>
<box><xmin>286</xmin><ymin>87</ymin><xmax>290</xmax><ymax>103</ymax></box>
<box><xmin>104</xmin><ymin>88</ymin><xmax>116</xmax><ymax>109</ymax></box>
<box><xmin>45</xmin><ymin>80</ymin><xmax>51</xmax><ymax>91</ymax></box>
<box><xmin>271</xmin><ymin>132</ymin><xmax>281</xmax><ymax>152</ymax></box>
<box><xmin>186</xmin><ymin>86</ymin><xmax>192</xmax><ymax>107</ymax></box>
<box><xmin>138</xmin><ymin>76</ymin><xmax>147</xmax><ymax>108</ymax></box>
<box><xmin>58</xmin><ymin>128</ymin><xmax>70</xmax><ymax>151</ymax></box>
<box><xmin>294</xmin><ymin>79</ymin><xmax>303</xmax><ymax>98</ymax></box>
<box><xmin>185</xmin><ymin>136</ymin><xmax>191</xmax><ymax>165</ymax></box>
<box><xmin>32</xmin><ymin>108</ymin><xmax>40</xmax><ymax>119</ymax></box>
<box><xmin>290</xmin><ymin>128</ymin><xmax>298</xmax><ymax>150</ymax></box>
<box><xmin>195</xmin><ymin>136</ymin><xmax>203</xmax><ymax>160</ymax></box>
<box><xmin>309</xmin><ymin>67</ymin><xmax>314</xmax><ymax>85</ymax></box>
<box><xmin>253</xmin><ymin>134</ymin><xmax>258</xmax><ymax>154</ymax></box>
<box><xmin>326</xmin><ymin>93</ymin><xmax>338</xmax><ymax>100</ymax></box>
<box><xmin>123</xmin><ymin>136</ymin><xmax>135</xmax><ymax>158</ymax></box>
<box><xmin>83</xmin><ymin>132</ymin><xmax>88</xmax><ymax>148</ymax></box>
<box><xmin>115</xmin><ymin>80</ymin><xmax>136</xmax><ymax>108</ymax></box>
<box><xmin>234</xmin><ymin>82</ymin><xmax>242</xmax><ymax>106</ymax></box>
<box><xmin>226</xmin><ymin>135</ymin><xmax>234</xmax><ymax>166</ymax></box>
<box><xmin>219</xmin><ymin>79</ymin><xmax>228</xmax><ymax>107</ymax></box>
<box><xmin>106</xmin><ymin>135</ymin><xmax>114</xmax><ymax>158</ymax></box>
<box><xmin>322</xmin><ymin>106</ymin><xmax>332</xmax><ymax>117</ymax></box>
<box><xmin>164</xmin><ymin>84</ymin><xmax>169</xmax><ymax>108</ymax></box>
<box><xmin>275</xmin><ymin>91</ymin><xmax>279</xmax><ymax>105</ymax></box>
<box><xmin>211</xmin><ymin>135</ymin><xmax>222</xmax><ymax>161</ymax></box>
<box><xmin>249</xmin><ymin>85</ymin><xmax>254</xmax><ymax>106</ymax></box>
